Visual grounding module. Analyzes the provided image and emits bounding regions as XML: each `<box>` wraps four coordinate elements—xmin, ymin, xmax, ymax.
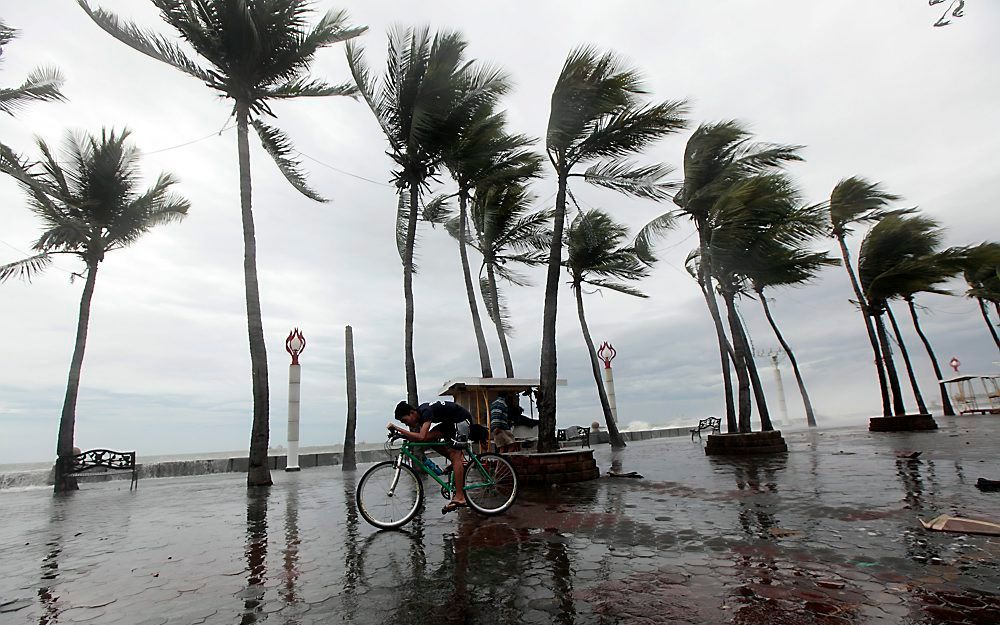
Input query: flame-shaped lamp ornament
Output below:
<box><xmin>949</xmin><ymin>357</ymin><xmax>961</xmax><ymax>373</ymax></box>
<box><xmin>285</xmin><ymin>328</ymin><xmax>306</xmax><ymax>471</ymax></box>
<box><xmin>597</xmin><ymin>341</ymin><xmax>619</xmax><ymax>425</ymax></box>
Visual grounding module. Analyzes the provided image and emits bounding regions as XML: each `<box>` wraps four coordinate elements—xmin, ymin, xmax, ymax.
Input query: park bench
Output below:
<box><xmin>690</xmin><ymin>417</ymin><xmax>721</xmax><ymax>440</ymax></box>
<box><xmin>557</xmin><ymin>425</ymin><xmax>591</xmax><ymax>448</ymax></box>
<box><xmin>68</xmin><ymin>449</ymin><xmax>138</xmax><ymax>490</ymax></box>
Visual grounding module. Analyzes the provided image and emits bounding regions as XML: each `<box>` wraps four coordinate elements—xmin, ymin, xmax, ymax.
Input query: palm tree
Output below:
<box><xmin>343</xmin><ymin>324</ymin><xmax>357</xmax><ymax>470</ymax></box>
<box><xmin>541</xmin><ymin>46</ymin><xmax>688</xmax><ymax>451</ymax></box>
<box><xmin>565</xmin><ymin>209</ymin><xmax>649</xmax><ymax>448</ymax></box>
<box><xmin>79</xmin><ymin>0</ymin><xmax>365</xmax><ymax>487</ymax></box>
<box><xmin>442</xmin><ymin>106</ymin><xmax>542</xmax><ymax>378</ymax></box>
<box><xmin>0</xmin><ymin>129</ymin><xmax>189</xmax><ymax>492</ymax></box>
<box><xmin>640</xmin><ymin>121</ymin><xmax>802</xmax><ymax>433</ymax></box>
<box><xmin>829</xmin><ymin>176</ymin><xmax>910</xmax><ymax>417</ymax></box>
<box><xmin>859</xmin><ymin>214</ymin><xmax>945</xmax><ymax>417</ymax></box>
<box><xmin>961</xmin><ymin>242</ymin><xmax>1000</xmax><ymax>350</ymax></box>
<box><xmin>748</xmin><ymin>248</ymin><xmax>839</xmax><ymax>428</ymax></box>
<box><xmin>460</xmin><ymin>180</ymin><xmax>551</xmax><ymax>377</ymax></box>
<box><xmin>0</xmin><ymin>20</ymin><xmax>65</xmax><ymax>115</ymax></box>
<box><xmin>347</xmin><ymin>27</ymin><xmax>509</xmax><ymax>405</ymax></box>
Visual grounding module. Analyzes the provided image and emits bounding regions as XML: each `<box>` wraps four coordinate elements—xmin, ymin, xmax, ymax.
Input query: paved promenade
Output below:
<box><xmin>2</xmin><ymin>417</ymin><xmax>999</xmax><ymax>624</ymax></box>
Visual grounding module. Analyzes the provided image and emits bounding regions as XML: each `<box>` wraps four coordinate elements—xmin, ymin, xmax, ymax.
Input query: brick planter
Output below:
<box><xmin>704</xmin><ymin>430</ymin><xmax>788</xmax><ymax>456</ymax></box>
<box><xmin>869</xmin><ymin>414</ymin><xmax>938</xmax><ymax>432</ymax></box>
<box><xmin>505</xmin><ymin>449</ymin><xmax>600</xmax><ymax>485</ymax></box>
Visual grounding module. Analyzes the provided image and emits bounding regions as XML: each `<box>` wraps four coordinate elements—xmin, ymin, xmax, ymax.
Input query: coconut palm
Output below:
<box><xmin>441</xmin><ymin>105</ymin><xmax>542</xmax><ymax>378</ymax></box>
<box><xmin>461</xmin><ymin>178</ymin><xmax>550</xmax><ymax>378</ymax></box>
<box><xmin>343</xmin><ymin>324</ymin><xmax>357</xmax><ymax>470</ymax></box>
<box><xmin>960</xmin><ymin>242</ymin><xmax>1000</xmax><ymax>350</ymax></box>
<box><xmin>540</xmin><ymin>46</ymin><xmax>688</xmax><ymax>451</ymax></box>
<box><xmin>639</xmin><ymin>121</ymin><xmax>802</xmax><ymax>433</ymax></box>
<box><xmin>748</xmin><ymin>246</ymin><xmax>839</xmax><ymax>428</ymax></box>
<box><xmin>565</xmin><ymin>210</ymin><xmax>650</xmax><ymax>448</ymax></box>
<box><xmin>0</xmin><ymin>129</ymin><xmax>189</xmax><ymax>492</ymax></box>
<box><xmin>829</xmin><ymin>176</ymin><xmax>911</xmax><ymax>417</ymax></box>
<box><xmin>347</xmin><ymin>27</ymin><xmax>509</xmax><ymax>404</ymax></box>
<box><xmin>0</xmin><ymin>20</ymin><xmax>65</xmax><ymax>116</ymax></box>
<box><xmin>859</xmin><ymin>214</ymin><xmax>945</xmax><ymax>416</ymax></box>
<box><xmin>79</xmin><ymin>0</ymin><xmax>365</xmax><ymax>487</ymax></box>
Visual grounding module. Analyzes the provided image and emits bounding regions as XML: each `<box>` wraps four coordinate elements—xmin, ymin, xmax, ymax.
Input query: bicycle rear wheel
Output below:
<box><xmin>356</xmin><ymin>461</ymin><xmax>423</xmax><ymax>529</ymax></box>
<box><xmin>465</xmin><ymin>453</ymin><xmax>518</xmax><ymax>515</ymax></box>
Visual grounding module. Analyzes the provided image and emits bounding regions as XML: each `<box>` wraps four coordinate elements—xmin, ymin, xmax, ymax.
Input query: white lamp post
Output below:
<box><xmin>285</xmin><ymin>328</ymin><xmax>306</xmax><ymax>472</ymax></box>
<box><xmin>598</xmin><ymin>341</ymin><xmax>618</xmax><ymax>425</ymax></box>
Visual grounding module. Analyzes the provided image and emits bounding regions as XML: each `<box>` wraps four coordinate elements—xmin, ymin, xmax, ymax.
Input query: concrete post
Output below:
<box><xmin>770</xmin><ymin>353</ymin><xmax>789</xmax><ymax>425</ymax></box>
<box><xmin>598</xmin><ymin>342</ymin><xmax>618</xmax><ymax>425</ymax></box>
<box><xmin>285</xmin><ymin>328</ymin><xmax>306</xmax><ymax>472</ymax></box>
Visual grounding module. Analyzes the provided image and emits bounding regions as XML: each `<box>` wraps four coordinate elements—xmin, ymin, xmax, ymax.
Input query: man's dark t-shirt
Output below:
<box><xmin>416</xmin><ymin>401</ymin><xmax>472</xmax><ymax>427</ymax></box>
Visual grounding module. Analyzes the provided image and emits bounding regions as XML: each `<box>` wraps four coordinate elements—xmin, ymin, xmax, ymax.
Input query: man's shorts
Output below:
<box><xmin>430</xmin><ymin>420</ymin><xmax>471</xmax><ymax>447</ymax></box>
<box><xmin>491</xmin><ymin>428</ymin><xmax>516</xmax><ymax>448</ymax></box>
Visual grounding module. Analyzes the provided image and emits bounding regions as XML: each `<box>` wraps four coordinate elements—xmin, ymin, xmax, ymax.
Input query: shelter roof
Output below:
<box><xmin>438</xmin><ymin>377</ymin><xmax>567</xmax><ymax>397</ymax></box>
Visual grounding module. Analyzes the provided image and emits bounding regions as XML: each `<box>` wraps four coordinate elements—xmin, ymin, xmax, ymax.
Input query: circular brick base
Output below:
<box><xmin>704</xmin><ymin>430</ymin><xmax>788</xmax><ymax>456</ymax></box>
<box><xmin>869</xmin><ymin>414</ymin><xmax>938</xmax><ymax>432</ymax></box>
<box><xmin>504</xmin><ymin>449</ymin><xmax>600</xmax><ymax>485</ymax></box>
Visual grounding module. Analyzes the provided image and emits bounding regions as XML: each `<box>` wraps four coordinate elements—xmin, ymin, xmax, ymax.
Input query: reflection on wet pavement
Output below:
<box><xmin>1</xmin><ymin>417</ymin><xmax>999</xmax><ymax>624</ymax></box>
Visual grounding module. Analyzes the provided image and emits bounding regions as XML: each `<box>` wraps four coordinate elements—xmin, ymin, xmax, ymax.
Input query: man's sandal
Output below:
<box><xmin>441</xmin><ymin>500</ymin><xmax>467</xmax><ymax>515</ymax></box>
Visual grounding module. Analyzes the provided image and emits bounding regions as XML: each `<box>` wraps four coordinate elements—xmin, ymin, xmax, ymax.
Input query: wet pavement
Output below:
<box><xmin>2</xmin><ymin>416</ymin><xmax>999</xmax><ymax>625</ymax></box>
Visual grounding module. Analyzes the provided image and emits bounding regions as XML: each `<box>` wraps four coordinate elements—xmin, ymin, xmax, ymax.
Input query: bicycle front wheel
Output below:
<box><xmin>465</xmin><ymin>453</ymin><xmax>518</xmax><ymax>515</ymax></box>
<box><xmin>356</xmin><ymin>461</ymin><xmax>423</xmax><ymax>529</ymax></box>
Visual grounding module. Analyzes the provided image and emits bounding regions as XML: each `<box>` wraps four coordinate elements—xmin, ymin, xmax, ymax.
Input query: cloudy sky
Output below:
<box><xmin>1</xmin><ymin>1</ymin><xmax>998</xmax><ymax>465</ymax></box>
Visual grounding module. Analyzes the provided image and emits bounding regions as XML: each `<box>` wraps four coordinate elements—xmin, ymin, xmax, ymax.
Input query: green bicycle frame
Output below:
<box><xmin>395</xmin><ymin>441</ymin><xmax>495</xmax><ymax>493</ymax></box>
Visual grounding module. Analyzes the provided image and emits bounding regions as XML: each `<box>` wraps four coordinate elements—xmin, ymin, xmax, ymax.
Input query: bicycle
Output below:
<box><xmin>355</xmin><ymin>434</ymin><xmax>519</xmax><ymax>529</ymax></box>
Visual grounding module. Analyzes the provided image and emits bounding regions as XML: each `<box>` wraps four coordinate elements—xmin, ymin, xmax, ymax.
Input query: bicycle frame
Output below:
<box><xmin>390</xmin><ymin>440</ymin><xmax>496</xmax><ymax>495</ymax></box>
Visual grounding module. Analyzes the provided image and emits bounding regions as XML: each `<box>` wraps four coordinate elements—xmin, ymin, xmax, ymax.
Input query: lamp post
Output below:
<box><xmin>597</xmin><ymin>341</ymin><xmax>618</xmax><ymax>425</ymax></box>
<box><xmin>285</xmin><ymin>328</ymin><xmax>306</xmax><ymax>472</ymax></box>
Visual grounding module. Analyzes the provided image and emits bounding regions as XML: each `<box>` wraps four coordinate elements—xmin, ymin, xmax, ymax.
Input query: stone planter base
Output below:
<box><xmin>505</xmin><ymin>449</ymin><xmax>600</xmax><ymax>485</ymax></box>
<box><xmin>704</xmin><ymin>430</ymin><xmax>788</xmax><ymax>456</ymax></box>
<box><xmin>869</xmin><ymin>414</ymin><xmax>938</xmax><ymax>432</ymax></box>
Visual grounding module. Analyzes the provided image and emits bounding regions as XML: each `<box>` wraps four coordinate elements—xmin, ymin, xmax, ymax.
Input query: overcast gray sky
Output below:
<box><xmin>2</xmin><ymin>1</ymin><xmax>998</xmax><ymax>465</ymax></box>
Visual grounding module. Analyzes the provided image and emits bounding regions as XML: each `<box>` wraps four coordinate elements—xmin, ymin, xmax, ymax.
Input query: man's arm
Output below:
<box><xmin>390</xmin><ymin>420</ymin><xmax>434</xmax><ymax>442</ymax></box>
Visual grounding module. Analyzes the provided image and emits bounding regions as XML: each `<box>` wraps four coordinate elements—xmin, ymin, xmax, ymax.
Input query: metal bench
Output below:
<box><xmin>557</xmin><ymin>426</ymin><xmax>591</xmax><ymax>447</ymax></box>
<box><xmin>690</xmin><ymin>417</ymin><xmax>721</xmax><ymax>440</ymax></box>
<box><xmin>67</xmin><ymin>449</ymin><xmax>138</xmax><ymax>490</ymax></box>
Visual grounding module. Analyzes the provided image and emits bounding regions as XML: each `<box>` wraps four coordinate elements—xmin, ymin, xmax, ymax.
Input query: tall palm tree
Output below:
<box><xmin>79</xmin><ymin>0</ymin><xmax>365</xmax><ymax>487</ymax></box>
<box><xmin>541</xmin><ymin>46</ymin><xmax>688</xmax><ymax>451</ymax></box>
<box><xmin>342</xmin><ymin>324</ymin><xmax>357</xmax><ymax>470</ymax></box>
<box><xmin>0</xmin><ymin>20</ymin><xmax>65</xmax><ymax>116</ymax></box>
<box><xmin>640</xmin><ymin>121</ymin><xmax>802</xmax><ymax>433</ymax></box>
<box><xmin>442</xmin><ymin>106</ymin><xmax>541</xmax><ymax>378</ymax></box>
<box><xmin>749</xmin><ymin>248</ymin><xmax>839</xmax><ymax>428</ymax></box>
<box><xmin>859</xmin><ymin>214</ymin><xmax>945</xmax><ymax>417</ymax></box>
<box><xmin>829</xmin><ymin>176</ymin><xmax>910</xmax><ymax>417</ymax></box>
<box><xmin>347</xmin><ymin>27</ymin><xmax>509</xmax><ymax>405</ymax></box>
<box><xmin>960</xmin><ymin>242</ymin><xmax>1000</xmax><ymax>350</ymax></box>
<box><xmin>460</xmin><ymin>180</ymin><xmax>551</xmax><ymax>377</ymax></box>
<box><xmin>565</xmin><ymin>209</ymin><xmax>649</xmax><ymax>449</ymax></box>
<box><xmin>0</xmin><ymin>129</ymin><xmax>189</xmax><ymax>492</ymax></box>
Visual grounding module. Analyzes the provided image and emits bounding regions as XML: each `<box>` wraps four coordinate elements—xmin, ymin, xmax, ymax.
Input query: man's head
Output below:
<box><xmin>394</xmin><ymin>401</ymin><xmax>419</xmax><ymax>427</ymax></box>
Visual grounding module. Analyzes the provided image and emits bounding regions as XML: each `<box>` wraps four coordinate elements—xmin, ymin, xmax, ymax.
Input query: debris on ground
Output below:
<box><xmin>975</xmin><ymin>478</ymin><xmax>1000</xmax><ymax>492</ymax></box>
<box><xmin>607</xmin><ymin>470</ymin><xmax>644</xmax><ymax>478</ymax></box>
<box><xmin>895</xmin><ymin>450</ymin><xmax>922</xmax><ymax>459</ymax></box>
<box><xmin>919</xmin><ymin>514</ymin><xmax>1000</xmax><ymax>536</ymax></box>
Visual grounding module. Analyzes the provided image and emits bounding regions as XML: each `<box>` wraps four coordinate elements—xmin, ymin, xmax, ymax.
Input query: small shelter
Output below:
<box><xmin>941</xmin><ymin>374</ymin><xmax>1000</xmax><ymax>414</ymax></box>
<box><xmin>438</xmin><ymin>377</ymin><xmax>566</xmax><ymax>447</ymax></box>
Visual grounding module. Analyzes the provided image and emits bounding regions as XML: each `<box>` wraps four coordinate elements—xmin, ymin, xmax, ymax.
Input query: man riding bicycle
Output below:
<box><xmin>388</xmin><ymin>400</ymin><xmax>473</xmax><ymax>514</ymax></box>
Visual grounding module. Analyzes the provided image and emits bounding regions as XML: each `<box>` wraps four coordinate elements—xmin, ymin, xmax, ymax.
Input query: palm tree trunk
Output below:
<box><xmin>486</xmin><ymin>263</ymin><xmax>515</xmax><ymax>377</ymax></box>
<box><xmin>978</xmin><ymin>297</ymin><xmax>1000</xmax><ymax>351</ymax></box>
<box><xmin>574</xmin><ymin>283</ymin><xmax>625</xmax><ymax>448</ymax></box>
<box><xmin>873</xmin><ymin>309</ymin><xmax>906</xmax><ymax>415</ymax></box>
<box><xmin>908</xmin><ymin>297</ymin><xmax>954</xmax><ymax>415</ymax></box>
<box><xmin>758</xmin><ymin>290</ymin><xmax>817</xmax><ymax>427</ymax></box>
<box><xmin>237</xmin><ymin>101</ymin><xmax>272</xmax><ymax>488</ymax></box>
<box><xmin>696</xmin><ymin>223</ymin><xmax>737</xmax><ymax>432</ymax></box>
<box><xmin>403</xmin><ymin>185</ymin><xmax>419</xmax><ymax>406</ymax></box>
<box><xmin>886</xmin><ymin>302</ymin><xmax>927</xmax><ymax>414</ymax></box>
<box><xmin>837</xmin><ymin>236</ymin><xmax>892</xmax><ymax>417</ymax></box>
<box><xmin>458</xmin><ymin>191</ymin><xmax>493</xmax><ymax>378</ymax></box>
<box><xmin>343</xmin><ymin>325</ymin><xmax>358</xmax><ymax>471</ymax></box>
<box><xmin>537</xmin><ymin>170</ymin><xmax>567</xmax><ymax>452</ymax></box>
<box><xmin>54</xmin><ymin>260</ymin><xmax>100</xmax><ymax>492</ymax></box>
<box><xmin>722</xmin><ymin>289</ymin><xmax>753</xmax><ymax>432</ymax></box>
<box><xmin>734</xmin><ymin>302</ymin><xmax>773</xmax><ymax>431</ymax></box>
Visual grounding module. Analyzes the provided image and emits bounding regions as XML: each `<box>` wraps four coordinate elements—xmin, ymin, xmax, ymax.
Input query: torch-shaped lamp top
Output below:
<box><xmin>598</xmin><ymin>341</ymin><xmax>617</xmax><ymax>369</ymax></box>
<box><xmin>286</xmin><ymin>328</ymin><xmax>306</xmax><ymax>365</ymax></box>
